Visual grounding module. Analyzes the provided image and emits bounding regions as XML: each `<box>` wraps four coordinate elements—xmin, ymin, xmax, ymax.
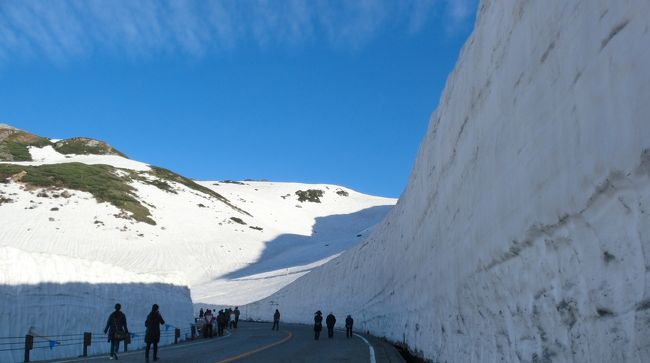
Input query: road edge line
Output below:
<box><xmin>354</xmin><ymin>333</ymin><xmax>377</xmax><ymax>363</ymax></box>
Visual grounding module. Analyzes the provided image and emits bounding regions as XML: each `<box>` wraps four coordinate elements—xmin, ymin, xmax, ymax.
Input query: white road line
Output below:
<box><xmin>354</xmin><ymin>333</ymin><xmax>377</xmax><ymax>363</ymax></box>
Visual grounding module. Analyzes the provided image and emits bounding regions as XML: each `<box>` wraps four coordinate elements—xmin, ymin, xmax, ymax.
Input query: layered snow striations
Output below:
<box><xmin>246</xmin><ymin>1</ymin><xmax>650</xmax><ymax>362</ymax></box>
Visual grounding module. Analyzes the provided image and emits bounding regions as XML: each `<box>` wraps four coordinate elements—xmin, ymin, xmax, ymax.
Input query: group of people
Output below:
<box><xmin>269</xmin><ymin>309</ymin><xmax>354</xmax><ymax>340</ymax></box>
<box><xmin>313</xmin><ymin>311</ymin><xmax>354</xmax><ymax>340</ymax></box>
<box><xmin>104</xmin><ymin>303</ymin><xmax>165</xmax><ymax>362</ymax></box>
<box><xmin>199</xmin><ymin>307</ymin><xmax>240</xmax><ymax>338</ymax></box>
<box><xmin>104</xmin><ymin>303</ymin><xmax>356</xmax><ymax>362</ymax></box>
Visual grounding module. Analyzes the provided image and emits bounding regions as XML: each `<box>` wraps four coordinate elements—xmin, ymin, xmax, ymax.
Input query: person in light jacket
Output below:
<box><xmin>203</xmin><ymin>309</ymin><xmax>213</xmax><ymax>338</ymax></box>
<box><xmin>229</xmin><ymin>310</ymin><xmax>236</xmax><ymax>329</ymax></box>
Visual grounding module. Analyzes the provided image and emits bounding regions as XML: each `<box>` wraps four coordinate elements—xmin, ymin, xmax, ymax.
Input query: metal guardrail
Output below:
<box><xmin>0</xmin><ymin>323</ymin><xmax>195</xmax><ymax>362</ymax></box>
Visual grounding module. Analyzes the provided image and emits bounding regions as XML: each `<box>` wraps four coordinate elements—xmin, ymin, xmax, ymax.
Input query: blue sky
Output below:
<box><xmin>0</xmin><ymin>0</ymin><xmax>476</xmax><ymax>197</ymax></box>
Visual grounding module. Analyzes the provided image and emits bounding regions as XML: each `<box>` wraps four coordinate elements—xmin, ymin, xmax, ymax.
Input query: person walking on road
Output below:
<box><xmin>229</xmin><ymin>310</ymin><xmax>236</xmax><ymax>329</ymax></box>
<box><xmin>345</xmin><ymin>315</ymin><xmax>354</xmax><ymax>338</ymax></box>
<box><xmin>104</xmin><ymin>303</ymin><xmax>128</xmax><ymax>360</ymax></box>
<box><xmin>203</xmin><ymin>309</ymin><xmax>213</xmax><ymax>338</ymax></box>
<box><xmin>145</xmin><ymin>304</ymin><xmax>165</xmax><ymax>362</ymax></box>
<box><xmin>314</xmin><ymin>311</ymin><xmax>323</xmax><ymax>340</ymax></box>
<box><xmin>326</xmin><ymin>312</ymin><xmax>336</xmax><ymax>338</ymax></box>
<box><xmin>272</xmin><ymin>309</ymin><xmax>280</xmax><ymax>331</ymax></box>
<box><xmin>234</xmin><ymin>307</ymin><xmax>241</xmax><ymax>328</ymax></box>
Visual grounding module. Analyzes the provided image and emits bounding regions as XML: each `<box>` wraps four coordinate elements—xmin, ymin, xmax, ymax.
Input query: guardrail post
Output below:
<box><xmin>191</xmin><ymin>324</ymin><xmax>196</xmax><ymax>340</ymax></box>
<box><xmin>82</xmin><ymin>332</ymin><xmax>91</xmax><ymax>357</ymax></box>
<box><xmin>174</xmin><ymin>328</ymin><xmax>180</xmax><ymax>344</ymax></box>
<box><xmin>24</xmin><ymin>334</ymin><xmax>33</xmax><ymax>363</ymax></box>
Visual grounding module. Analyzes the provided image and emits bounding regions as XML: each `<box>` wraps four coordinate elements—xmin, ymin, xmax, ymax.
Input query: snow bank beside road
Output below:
<box><xmin>0</xmin><ymin>246</ymin><xmax>193</xmax><ymax>362</ymax></box>
<box><xmin>246</xmin><ymin>1</ymin><xmax>650</xmax><ymax>362</ymax></box>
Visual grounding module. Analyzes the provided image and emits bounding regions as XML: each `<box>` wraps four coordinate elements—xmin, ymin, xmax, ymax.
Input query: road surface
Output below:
<box><xmin>46</xmin><ymin>322</ymin><xmax>404</xmax><ymax>363</ymax></box>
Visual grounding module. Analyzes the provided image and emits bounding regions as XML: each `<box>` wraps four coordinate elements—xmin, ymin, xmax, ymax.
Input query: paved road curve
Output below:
<box><xmin>47</xmin><ymin>322</ymin><xmax>404</xmax><ymax>363</ymax></box>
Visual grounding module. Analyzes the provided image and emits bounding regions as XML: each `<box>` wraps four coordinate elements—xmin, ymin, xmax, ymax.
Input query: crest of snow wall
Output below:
<box><xmin>245</xmin><ymin>1</ymin><xmax>650</xmax><ymax>362</ymax></box>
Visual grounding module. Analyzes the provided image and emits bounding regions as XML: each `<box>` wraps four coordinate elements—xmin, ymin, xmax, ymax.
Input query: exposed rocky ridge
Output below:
<box><xmin>53</xmin><ymin>137</ymin><xmax>127</xmax><ymax>158</ymax></box>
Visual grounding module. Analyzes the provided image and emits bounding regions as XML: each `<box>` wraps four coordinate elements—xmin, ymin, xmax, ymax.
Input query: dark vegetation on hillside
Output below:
<box><xmin>230</xmin><ymin>217</ymin><xmax>246</xmax><ymax>225</ymax></box>
<box><xmin>296</xmin><ymin>189</ymin><xmax>324</xmax><ymax>203</ymax></box>
<box><xmin>0</xmin><ymin>126</ymin><xmax>51</xmax><ymax>161</ymax></box>
<box><xmin>336</xmin><ymin>189</ymin><xmax>349</xmax><ymax>197</ymax></box>
<box><xmin>0</xmin><ymin>125</ymin><xmax>252</xmax><ymax>220</ymax></box>
<box><xmin>0</xmin><ymin>163</ymin><xmax>156</xmax><ymax>225</ymax></box>
<box><xmin>0</xmin><ymin>125</ymin><xmax>126</xmax><ymax>161</ymax></box>
<box><xmin>149</xmin><ymin>167</ymin><xmax>251</xmax><ymax>217</ymax></box>
<box><xmin>53</xmin><ymin>137</ymin><xmax>127</xmax><ymax>158</ymax></box>
<box><xmin>221</xmin><ymin>180</ymin><xmax>246</xmax><ymax>185</ymax></box>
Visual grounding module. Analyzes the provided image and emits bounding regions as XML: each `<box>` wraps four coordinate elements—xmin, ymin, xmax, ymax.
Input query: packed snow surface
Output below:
<box><xmin>0</xmin><ymin>142</ymin><xmax>395</xmax><ymax>362</ymax></box>
<box><xmin>246</xmin><ymin>1</ymin><xmax>650</xmax><ymax>362</ymax></box>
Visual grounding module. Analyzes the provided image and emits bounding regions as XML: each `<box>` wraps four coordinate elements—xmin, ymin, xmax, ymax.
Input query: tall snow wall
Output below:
<box><xmin>246</xmin><ymin>1</ymin><xmax>650</xmax><ymax>362</ymax></box>
<box><xmin>0</xmin><ymin>247</ymin><xmax>193</xmax><ymax>363</ymax></box>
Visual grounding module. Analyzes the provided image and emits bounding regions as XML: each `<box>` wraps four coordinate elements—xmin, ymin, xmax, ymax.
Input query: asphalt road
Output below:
<box><xmin>47</xmin><ymin>322</ymin><xmax>404</xmax><ymax>363</ymax></box>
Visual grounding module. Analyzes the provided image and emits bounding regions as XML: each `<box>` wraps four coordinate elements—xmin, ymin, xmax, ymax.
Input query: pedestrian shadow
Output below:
<box><xmin>222</xmin><ymin>205</ymin><xmax>393</xmax><ymax>280</ymax></box>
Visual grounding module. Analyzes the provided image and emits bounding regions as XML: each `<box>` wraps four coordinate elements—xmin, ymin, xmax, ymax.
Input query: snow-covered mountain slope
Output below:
<box><xmin>245</xmin><ymin>1</ymin><xmax>650</xmax><ymax>362</ymax></box>
<box><xmin>0</xmin><ymin>125</ymin><xmax>395</xmax><ymax>361</ymax></box>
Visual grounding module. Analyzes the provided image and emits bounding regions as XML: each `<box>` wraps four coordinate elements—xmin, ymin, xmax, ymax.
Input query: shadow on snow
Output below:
<box><xmin>223</xmin><ymin>205</ymin><xmax>393</xmax><ymax>280</ymax></box>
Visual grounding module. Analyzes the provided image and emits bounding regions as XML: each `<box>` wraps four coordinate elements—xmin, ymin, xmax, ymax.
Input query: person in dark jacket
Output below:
<box><xmin>234</xmin><ymin>307</ymin><xmax>241</xmax><ymax>328</ymax></box>
<box><xmin>145</xmin><ymin>304</ymin><xmax>165</xmax><ymax>362</ymax></box>
<box><xmin>104</xmin><ymin>303</ymin><xmax>128</xmax><ymax>360</ymax></box>
<box><xmin>199</xmin><ymin>308</ymin><xmax>204</xmax><ymax>318</ymax></box>
<box><xmin>217</xmin><ymin>310</ymin><xmax>226</xmax><ymax>336</ymax></box>
<box><xmin>345</xmin><ymin>315</ymin><xmax>354</xmax><ymax>338</ymax></box>
<box><xmin>272</xmin><ymin>309</ymin><xmax>280</xmax><ymax>331</ymax></box>
<box><xmin>326</xmin><ymin>313</ymin><xmax>336</xmax><ymax>338</ymax></box>
<box><xmin>314</xmin><ymin>311</ymin><xmax>323</xmax><ymax>340</ymax></box>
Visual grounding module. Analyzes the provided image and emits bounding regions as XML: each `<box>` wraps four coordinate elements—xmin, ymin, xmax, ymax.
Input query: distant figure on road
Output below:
<box><xmin>229</xmin><ymin>310</ymin><xmax>236</xmax><ymax>329</ymax></box>
<box><xmin>314</xmin><ymin>311</ymin><xmax>323</xmax><ymax>340</ymax></box>
<box><xmin>203</xmin><ymin>309</ymin><xmax>213</xmax><ymax>338</ymax></box>
<box><xmin>234</xmin><ymin>307</ymin><xmax>241</xmax><ymax>328</ymax></box>
<box><xmin>272</xmin><ymin>309</ymin><xmax>280</xmax><ymax>331</ymax></box>
<box><xmin>217</xmin><ymin>310</ymin><xmax>226</xmax><ymax>336</ymax></box>
<box><xmin>345</xmin><ymin>315</ymin><xmax>354</xmax><ymax>338</ymax></box>
<box><xmin>104</xmin><ymin>303</ymin><xmax>128</xmax><ymax>360</ymax></box>
<box><xmin>326</xmin><ymin>313</ymin><xmax>336</xmax><ymax>338</ymax></box>
<box><xmin>145</xmin><ymin>304</ymin><xmax>165</xmax><ymax>362</ymax></box>
<box><xmin>199</xmin><ymin>308</ymin><xmax>204</xmax><ymax>318</ymax></box>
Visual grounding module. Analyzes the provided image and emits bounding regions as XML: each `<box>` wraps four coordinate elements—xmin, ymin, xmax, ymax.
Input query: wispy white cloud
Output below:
<box><xmin>0</xmin><ymin>0</ymin><xmax>476</xmax><ymax>64</ymax></box>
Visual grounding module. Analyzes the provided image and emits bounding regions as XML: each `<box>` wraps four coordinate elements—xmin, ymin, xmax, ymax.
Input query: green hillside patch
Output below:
<box><xmin>0</xmin><ymin>163</ymin><xmax>155</xmax><ymax>225</ymax></box>
<box><xmin>296</xmin><ymin>189</ymin><xmax>324</xmax><ymax>203</ymax></box>
<box><xmin>0</xmin><ymin>127</ymin><xmax>52</xmax><ymax>161</ymax></box>
<box><xmin>54</xmin><ymin>137</ymin><xmax>127</xmax><ymax>158</ymax></box>
<box><xmin>150</xmin><ymin>166</ymin><xmax>252</xmax><ymax>216</ymax></box>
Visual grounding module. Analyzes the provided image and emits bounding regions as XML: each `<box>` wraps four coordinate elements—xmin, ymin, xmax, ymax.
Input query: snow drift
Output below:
<box><xmin>246</xmin><ymin>1</ymin><xmax>650</xmax><ymax>362</ymax></box>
